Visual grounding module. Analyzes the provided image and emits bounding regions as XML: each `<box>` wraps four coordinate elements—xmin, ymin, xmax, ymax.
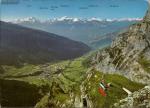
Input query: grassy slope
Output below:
<box><xmin>0</xmin><ymin>56</ymin><xmax>145</xmax><ymax>107</ymax></box>
<box><xmin>35</xmin><ymin>57</ymin><xmax>144</xmax><ymax>108</ymax></box>
<box><xmin>138</xmin><ymin>56</ymin><xmax>150</xmax><ymax>73</ymax></box>
<box><xmin>84</xmin><ymin>70</ymin><xmax>144</xmax><ymax>108</ymax></box>
<box><xmin>0</xmin><ymin>78</ymin><xmax>49</xmax><ymax>106</ymax></box>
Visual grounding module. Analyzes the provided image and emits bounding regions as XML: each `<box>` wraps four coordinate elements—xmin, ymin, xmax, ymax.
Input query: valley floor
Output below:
<box><xmin>0</xmin><ymin>55</ymin><xmax>145</xmax><ymax>108</ymax></box>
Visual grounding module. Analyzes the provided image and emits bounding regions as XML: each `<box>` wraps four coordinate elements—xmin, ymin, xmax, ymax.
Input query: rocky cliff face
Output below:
<box><xmin>114</xmin><ymin>86</ymin><xmax>150</xmax><ymax>108</ymax></box>
<box><xmin>92</xmin><ymin>6</ymin><xmax>150</xmax><ymax>84</ymax></box>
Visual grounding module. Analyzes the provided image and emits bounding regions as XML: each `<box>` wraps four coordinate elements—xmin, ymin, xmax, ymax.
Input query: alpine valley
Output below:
<box><xmin>0</xmin><ymin>2</ymin><xmax>150</xmax><ymax>108</ymax></box>
<box><xmin>9</xmin><ymin>17</ymin><xmax>141</xmax><ymax>49</ymax></box>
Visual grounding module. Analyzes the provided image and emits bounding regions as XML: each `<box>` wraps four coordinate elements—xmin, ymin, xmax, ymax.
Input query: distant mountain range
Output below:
<box><xmin>11</xmin><ymin>16</ymin><xmax>142</xmax><ymax>23</ymax></box>
<box><xmin>9</xmin><ymin>17</ymin><xmax>141</xmax><ymax>49</ymax></box>
<box><xmin>0</xmin><ymin>21</ymin><xmax>90</xmax><ymax>65</ymax></box>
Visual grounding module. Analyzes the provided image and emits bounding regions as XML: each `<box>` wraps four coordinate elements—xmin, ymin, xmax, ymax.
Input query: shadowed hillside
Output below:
<box><xmin>0</xmin><ymin>21</ymin><xmax>90</xmax><ymax>66</ymax></box>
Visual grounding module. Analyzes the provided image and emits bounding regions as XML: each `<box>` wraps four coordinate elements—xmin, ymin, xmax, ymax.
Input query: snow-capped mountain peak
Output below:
<box><xmin>13</xmin><ymin>17</ymin><xmax>40</xmax><ymax>23</ymax></box>
<box><xmin>8</xmin><ymin>16</ymin><xmax>143</xmax><ymax>24</ymax></box>
<box><xmin>87</xmin><ymin>17</ymin><xmax>103</xmax><ymax>22</ymax></box>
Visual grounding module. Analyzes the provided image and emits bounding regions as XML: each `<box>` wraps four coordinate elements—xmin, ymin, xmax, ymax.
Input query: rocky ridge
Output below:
<box><xmin>92</xmin><ymin>5</ymin><xmax>150</xmax><ymax>84</ymax></box>
<box><xmin>114</xmin><ymin>86</ymin><xmax>150</xmax><ymax>108</ymax></box>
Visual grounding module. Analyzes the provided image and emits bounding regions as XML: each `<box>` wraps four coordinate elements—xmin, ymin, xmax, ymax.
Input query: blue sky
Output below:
<box><xmin>0</xmin><ymin>0</ymin><xmax>149</xmax><ymax>21</ymax></box>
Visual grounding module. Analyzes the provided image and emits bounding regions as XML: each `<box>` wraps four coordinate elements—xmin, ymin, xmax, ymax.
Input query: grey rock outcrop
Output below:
<box><xmin>114</xmin><ymin>86</ymin><xmax>150</xmax><ymax>108</ymax></box>
<box><xmin>92</xmin><ymin>5</ymin><xmax>150</xmax><ymax>84</ymax></box>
